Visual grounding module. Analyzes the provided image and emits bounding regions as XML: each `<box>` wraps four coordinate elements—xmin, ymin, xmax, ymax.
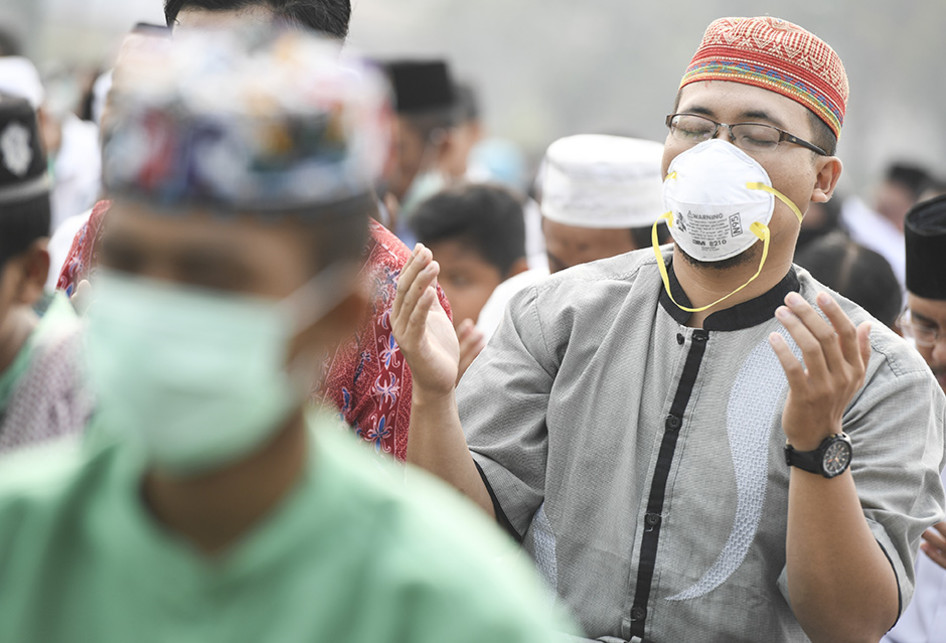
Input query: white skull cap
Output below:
<box><xmin>0</xmin><ymin>57</ymin><xmax>44</xmax><ymax>110</ymax></box>
<box><xmin>540</xmin><ymin>134</ymin><xmax>665</xmax><ymax>229</ymax></box>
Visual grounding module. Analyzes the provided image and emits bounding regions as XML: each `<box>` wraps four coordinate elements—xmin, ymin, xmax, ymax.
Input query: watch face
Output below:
<box><xmin>823</xmin><ymin>440</ymin><xmax>852</xmax><ymax>477</ymax></box>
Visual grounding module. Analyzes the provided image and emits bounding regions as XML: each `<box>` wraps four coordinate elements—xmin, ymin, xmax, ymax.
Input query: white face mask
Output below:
<box><xmin>84</xmin><ymin>264</ymin><xmax>353</xmax><ymax>476</ymax></box>
<box><xmin>652</xmin><ymin>139</ymin><xmax>804</xmax><ymax>313</ymax></box>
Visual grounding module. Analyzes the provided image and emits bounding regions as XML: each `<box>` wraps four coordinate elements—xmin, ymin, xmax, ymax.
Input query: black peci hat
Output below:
<box><xmin>381</xmin><ymin>60</ymin><xmax>457</xmax><ymax>115</ymax></box>
<box><xmin>905</xmin><ymin>194</ymin><xmax>946</xmax><ymax>300</ymax></box>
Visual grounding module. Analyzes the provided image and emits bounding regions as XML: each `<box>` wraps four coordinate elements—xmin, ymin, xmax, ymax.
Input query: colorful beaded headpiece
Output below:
<box><xmin>680</xmin><ymin>17</ymin><xmax>848</xmax><ymax>139</ymax></box>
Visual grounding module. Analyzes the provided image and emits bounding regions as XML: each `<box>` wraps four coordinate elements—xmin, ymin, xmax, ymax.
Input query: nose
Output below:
<box><xmin>932</xmin><ymin>336</ymin><xmax>946</xmax><ymax>365</ymax></box>
<box><xmin>713</xmin><ymin>123</ymin><xmax>734</xmax><ymax>143</ymax></box>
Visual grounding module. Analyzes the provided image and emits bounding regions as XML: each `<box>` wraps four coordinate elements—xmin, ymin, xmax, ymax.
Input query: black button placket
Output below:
<box><xmin>629</xmin><ymin>329</ymin><xmax>709</xmax><ymax>639</ymax></box>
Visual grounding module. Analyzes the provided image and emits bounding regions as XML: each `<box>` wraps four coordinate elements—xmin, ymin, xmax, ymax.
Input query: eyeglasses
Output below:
<box><xmin>665</xmin><ymin>113</ymin><xmax>829</xmax><ymax>156</ymax></box>
<box><xmin>897</xmin><ymin>309</ymin><xmax>941</xmax><ymax>347</ymax></box>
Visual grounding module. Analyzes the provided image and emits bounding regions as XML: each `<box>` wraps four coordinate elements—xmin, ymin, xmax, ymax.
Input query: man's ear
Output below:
<box><xmin>13</xmin><ymin>240</ymin><xmax>50</xmax><ymax>306</ymax></box>
<box><xmin>811</xmin><ymin>156</ymin><xmax>843</xmax><ymax>204</ymax></box>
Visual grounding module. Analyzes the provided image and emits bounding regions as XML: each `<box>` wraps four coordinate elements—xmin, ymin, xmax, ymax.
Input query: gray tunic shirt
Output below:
<box><xmin>458</xmin><ymin>249</ymin><xmax>946</xmax><ymax>643</ymax></box>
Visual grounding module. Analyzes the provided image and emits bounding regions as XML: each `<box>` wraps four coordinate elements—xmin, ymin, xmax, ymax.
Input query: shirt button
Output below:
<box><xmin>665</xmin><ymin>414</ymin><xmax>681</xmax><ymax>431</ymax></box>
<box><xmin>630</xmin><ymin>606</ymin><xmax>646</xmax><ymax>621</ymax></box>
<box><xmin>694</xmin><ymin>332</ymin><xmax>708</xmax><ymax>342</ymax></box>
<box><xmin>676</xmin><ymin>333</ymin><xmax>685</xmax><ymax>345</ymax></box>
<box><xmin>645</xmin><ymin>513</ymin><xmax>661</xmax><ymax>527</ymax></box>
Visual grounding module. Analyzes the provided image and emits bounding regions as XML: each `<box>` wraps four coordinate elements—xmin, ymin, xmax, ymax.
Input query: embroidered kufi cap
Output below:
<box><xmin>680</xmin><ymin>17</ymin><xmax>848</xmax><ymax>139</ymax></box>
<box><xmin>540</xmin><ymin>135</ymin><xmax>665</xmax><ymax>229</ymax></box>
<box><xmin>0</xmin><ymin>57</ymin><xmax>45</xmax><ymax>109</ymax></box>
<box><xmin>905</xmin><ymin>195</ymin><xmax>946</xmax><ymax>300</ymax></box>
<box><xmin>102</xmin><ymin>27</ymin><xmax>392</xmax><ymax>216</ymax></box>
<box><xmin>0</xmin><ymin>93</ymin><xmax>49</xmax><ymax>207</ymax></box>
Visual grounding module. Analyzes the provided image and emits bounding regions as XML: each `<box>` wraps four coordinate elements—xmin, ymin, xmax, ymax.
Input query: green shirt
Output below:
<box><xmin>0</xmin><ymin>414</ymin><xmax>573</xmax><ymax>642</ymax></box>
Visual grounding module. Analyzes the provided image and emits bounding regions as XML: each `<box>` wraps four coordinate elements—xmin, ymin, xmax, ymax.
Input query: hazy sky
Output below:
<box><xmin>6</xmin><ymin>0</ymin><xmax>945</xmax><ymax>195</ymax></box>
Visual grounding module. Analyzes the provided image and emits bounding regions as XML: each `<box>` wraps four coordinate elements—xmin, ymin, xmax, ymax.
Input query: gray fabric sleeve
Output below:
<box><xmin>458</xmin><ymin>285</ymin><xmax>557</xmax><ymax>538</ymax></box>
<box><xmin>777</xmin><ymin>337</ymin><xmax>946</xmax><ymax>615</ymax></box>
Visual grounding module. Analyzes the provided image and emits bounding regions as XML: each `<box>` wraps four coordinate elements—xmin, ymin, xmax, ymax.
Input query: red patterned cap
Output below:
<box><xmin>680</xmin><ymin>17</ymin><xmax>848</xmax><ymax>139</ymax></box>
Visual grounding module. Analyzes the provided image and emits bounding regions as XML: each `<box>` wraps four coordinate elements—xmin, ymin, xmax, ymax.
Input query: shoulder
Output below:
<box><xmin>366</xmin><ymin>219</ymin><xmax>412</xmax><ymax>267</ymax></box>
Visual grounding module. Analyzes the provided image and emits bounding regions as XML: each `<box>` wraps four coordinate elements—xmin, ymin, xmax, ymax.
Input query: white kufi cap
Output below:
<box><xmin>540</xmin><ymin>134</ymin><xmax>665</xmax><ymax>229</ymax></box>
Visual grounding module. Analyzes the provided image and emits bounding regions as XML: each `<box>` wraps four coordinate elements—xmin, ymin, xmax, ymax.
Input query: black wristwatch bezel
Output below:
<box><xmin>784</xmin><ymin>433</ymin><xmax>852</xmax><ymax>478</ymax></box>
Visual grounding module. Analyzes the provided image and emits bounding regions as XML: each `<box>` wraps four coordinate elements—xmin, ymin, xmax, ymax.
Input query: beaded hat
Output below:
<box><xmin>102</xmin><ymin>28</ymin><xmax>392</xmax><ymax>216</ymax></box>
<box><xmin>680</xmin><ymin>17</ymin><xmax>848</xmax><ymax>139</ymax></box>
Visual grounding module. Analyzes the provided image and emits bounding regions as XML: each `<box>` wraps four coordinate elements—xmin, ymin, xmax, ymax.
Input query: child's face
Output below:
<box><xmin>426</xmin><ymin>239</ymin><xmax>504</xmax><ymax>327</ymax></box>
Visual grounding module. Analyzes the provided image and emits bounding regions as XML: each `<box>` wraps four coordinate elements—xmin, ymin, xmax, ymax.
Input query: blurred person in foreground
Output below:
<box><xmin>475</xmin><ymin>134</ymin><xmax>668</xmax><ymax>341</ymax></box>
<box><xmin>392</xmin><ymin>16</ymin><xmax>946</xmax><ymax>642</ymax></box>
<box><xmin>0</xmin><ymin>93</ymin><xmax>89</xmax><ymax>451</ymax></box>
<box><xmin>884</xmin><ymin>195</ymin><xmax>946</xmax><ymax>642</ymax></box>
<box><xmin>794</xmin><ymin>232</ymin><xmax>901</xmax><ymax>329</ymax></box>
<box><xmin>56</xmin><ymin>0</ymin><xmax>453</xmax><ymax>461</ymax></box>
<box><xmin>410</xmin><ymin>183</ymin><xmax>528</xmax><ymax>375</ymax></box>
<box><xmin>0</xmin><ymin>29</ymin><xmax>569</xmax><ymax>643</ymax></box>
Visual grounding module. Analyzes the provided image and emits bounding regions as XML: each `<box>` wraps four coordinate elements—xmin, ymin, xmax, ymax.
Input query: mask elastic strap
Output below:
<box><xmin>651</xmin><ymin>213</ymin><xmax>771</xmax><ymax>314</ymax></box>
<box><xmin>746</xmin><ymin>182</ymin><xmax>804</xmax><ymax>223</ymax></box>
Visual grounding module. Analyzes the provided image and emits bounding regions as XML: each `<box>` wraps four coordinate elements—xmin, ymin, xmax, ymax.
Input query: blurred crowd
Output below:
<box><xmin>0</xmin><ymin>2</ymin><xmax>945</xmax><ymax>642</ymax></box>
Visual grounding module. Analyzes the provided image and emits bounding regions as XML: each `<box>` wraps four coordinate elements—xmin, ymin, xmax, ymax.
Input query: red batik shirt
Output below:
<box><xmin>318</xmin><ymin>219</ymin><xmax>451</xmax><ymax>460</ymax></box>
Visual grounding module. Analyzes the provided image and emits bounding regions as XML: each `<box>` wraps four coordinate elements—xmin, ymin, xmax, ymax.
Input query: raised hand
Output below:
<box><xmin>391</xmin><ymin>244</ymin><xmax>459</xmax><ymax>399</ymax></box>
<box><xmin>769</xmin><ymin>291</ymin><xmax>871</xmax><ymax>451</ymax></box>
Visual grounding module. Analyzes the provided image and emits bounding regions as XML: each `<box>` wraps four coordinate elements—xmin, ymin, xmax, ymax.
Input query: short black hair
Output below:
<box><xmin>410</xmin><ymin>183</ymin><xmax>526</xmax><ymax>277</ymax></box>
<box><xmin>886</xmin><ymin>162</ymin><xmax>931</xmax><ymax>201</ymax></box>
<box><xmin>795</xmin><ymin>231</ymin><xmax>901</xmax><ymax>328</ymax></box>
<box><xmin>0</xmin><ymin>26</ymin><xmax>23</xmax><ymax>57</ymax></box>
<box><xmin>164</xmin><ymin>0</ymin><xmax>351</xmax><ymax>39</ymax></box>
<box><xmin>0</xmin><ymin>193</ymin><xmax>51</xmax><ymax>268</ymax></box>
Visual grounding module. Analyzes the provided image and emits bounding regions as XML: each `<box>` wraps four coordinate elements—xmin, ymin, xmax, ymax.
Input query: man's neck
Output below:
<box><xmin>142</xmin><ymin>411</ymin><xmax>310</xmax><ymax>556</ymax></box>
<box><xmin>671</xmin><ymin>246</ymin><xmax>794</xmax><ymax>328</ymax></box>
<box><xmin>0</xmin><ymin>307</ymin><xmax>39</xmax><ymax>375</ymax></box>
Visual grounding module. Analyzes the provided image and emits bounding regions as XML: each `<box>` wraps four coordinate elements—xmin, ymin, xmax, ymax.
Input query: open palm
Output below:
<box><xmin>392</xmin><ymin>245</ymin><xmax>460</xmax><ymax>398</ymax></box>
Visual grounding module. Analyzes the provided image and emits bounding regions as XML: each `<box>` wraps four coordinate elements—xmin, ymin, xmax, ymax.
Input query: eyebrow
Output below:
<box><xmin>680</xmin><ymin>105</ymin><xmax>787</xmax><ymax>129</ymax></box>
<box><xmin>911</xmin><ymin>310</ymin><xmax>941</xmax><ymax>327</ymax></box>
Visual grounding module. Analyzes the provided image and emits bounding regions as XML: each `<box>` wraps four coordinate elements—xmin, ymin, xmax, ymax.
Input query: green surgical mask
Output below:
<box><xmin>84</xmin><ymin>267</ymin><xmax>348</xmax><ymax>476</ymax></box>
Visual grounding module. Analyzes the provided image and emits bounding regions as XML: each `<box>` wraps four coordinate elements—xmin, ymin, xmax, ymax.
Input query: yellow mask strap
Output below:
<box><xmin>652</xmin><ymin>213</ymin><xmax>771</xmax><ymax>314</ymax></box>
<box><xmin>746</xmin><ymin>182</ymin><xmax>804</xmax><ymax>223</ymax></box>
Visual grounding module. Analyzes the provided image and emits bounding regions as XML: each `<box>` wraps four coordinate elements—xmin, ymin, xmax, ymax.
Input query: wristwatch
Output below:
<box><xmin>784</xmin><ymin>433</ymin><xmax>853</xmax><ymax>478</ymax></box>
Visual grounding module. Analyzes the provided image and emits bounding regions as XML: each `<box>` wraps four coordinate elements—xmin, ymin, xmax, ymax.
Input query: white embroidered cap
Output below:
<box><xmin>0</xmin><ymin>57</ymin><xmax>45</xmax><ymax>109</ymax></box>
<box><xmin>540</xmin><ymin>134</ymin><xmax>665</xmax><ymax>229</ymax></box>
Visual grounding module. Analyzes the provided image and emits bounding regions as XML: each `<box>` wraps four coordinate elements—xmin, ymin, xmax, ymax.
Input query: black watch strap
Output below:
<box><xmin>784</xmin><ymin>433</ymin><xmax>852</xmax><ymax>478</ymax></box>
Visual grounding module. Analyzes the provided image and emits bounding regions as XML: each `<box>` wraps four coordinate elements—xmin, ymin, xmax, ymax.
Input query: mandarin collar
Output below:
<box><xmin>658</xmin><ymin>258</ymin><xmax>799</xmax><ymax>331</ymax></box>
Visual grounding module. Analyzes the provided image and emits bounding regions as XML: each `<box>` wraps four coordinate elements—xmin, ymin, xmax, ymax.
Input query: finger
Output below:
<box><xmin>457</xmin><ymin>318</ymin><xmax>475</xmax><ymax>340</ymax></box>
<box><xmin>921</xmin><ymin>542</ymin><xmax>946</xmax><ymax>570</ymax></box>
<box><xmin>922</xmin><ymin>526</ymin><xmax>946</xmax><ymax>552</ymax></box>
<box><xmin>404</xmin><ymin>286</ymin><xmax>438</xmax><ymax>346</ymax></box>
<box><xmin>816</xmin><ymin>292</ymin><xmax>861</xmax><ymax>368</ymax></box>
<box><xmin>768</xmin><ymin>331</ymin><xmax>808</xmax><ymax>390</ymax></box>
<box><xmin>935</xmin><ymin>522</ymin><xmax>946</xmax><ymax>538</ymax></box>
<box><xmin>393</xmin><ymin>247</ymin><xmax>433</xmax><ymax>322</ymax></box>
<box><xmin>775</xmin><ymin>304</ymin><xmax>829</xmax><ymax>381</ymax></box>
<box><xmin>785</xmin><ymin>293</ymin><xmax>844</xmax><ymax>374</ymax></box>
<box><xmin>857</xmin><ymin>322</ymin><xmax>872</xmax><ymax>371</ymax></box>
<box><xmin>400</xmin><ymin>262</ymin><xmax>439</xmax><ymax>323</ymax></box>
